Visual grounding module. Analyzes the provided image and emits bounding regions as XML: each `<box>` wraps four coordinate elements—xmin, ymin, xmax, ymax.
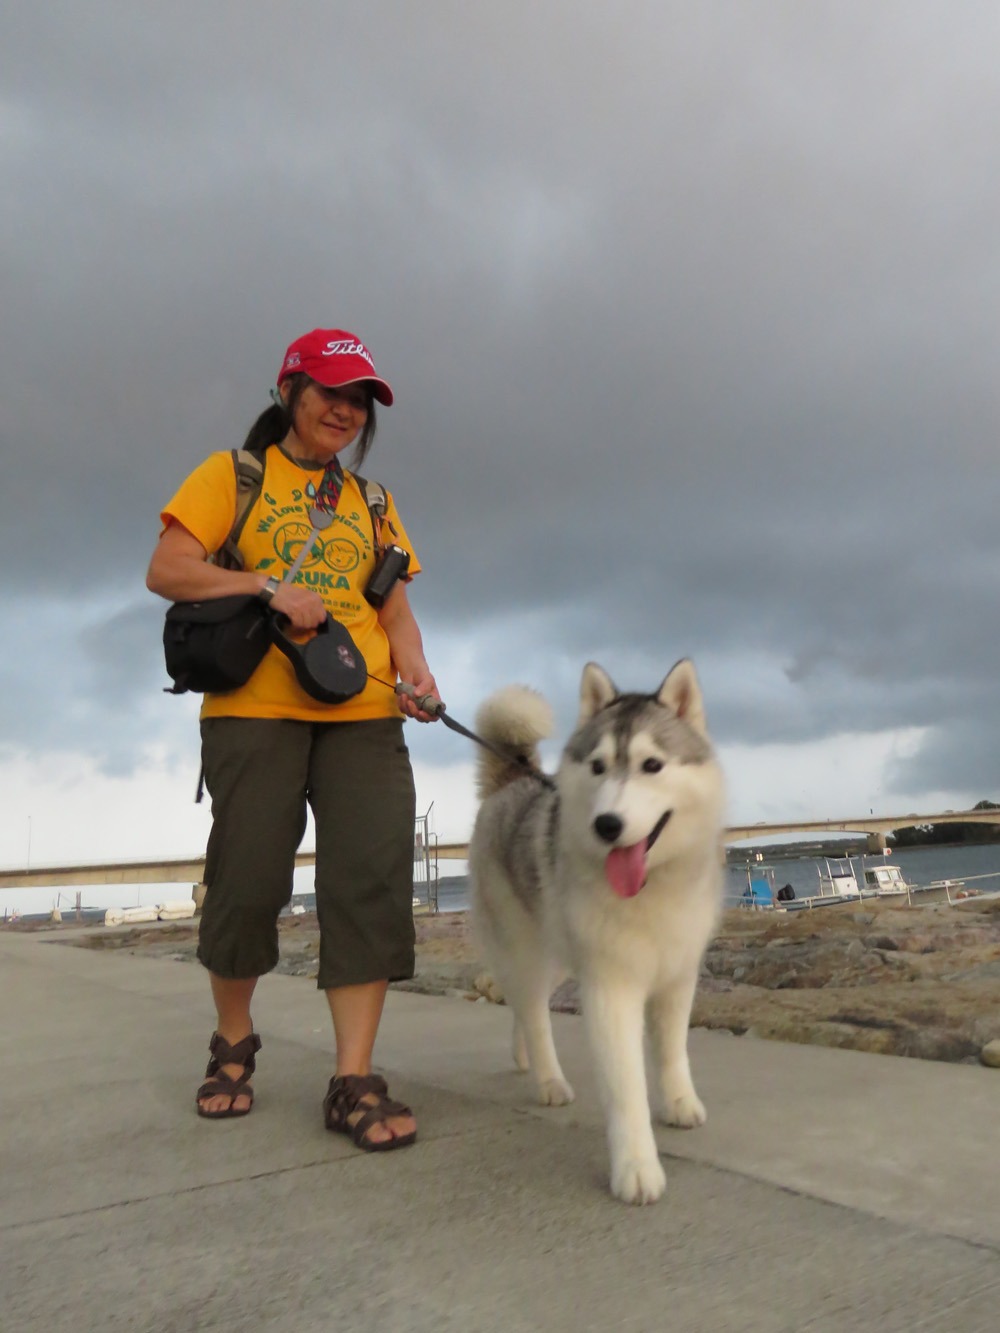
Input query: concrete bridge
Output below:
<box><xmin>2</xmin><ymin>809</ymin><xmax>998</xmax><ymax>891</ymax></box>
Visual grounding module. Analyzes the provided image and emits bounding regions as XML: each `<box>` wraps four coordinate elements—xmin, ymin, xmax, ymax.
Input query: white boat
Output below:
<box><xmin>738</xmin><ymin>853</ymin><xmax>919</xmax><ymax>912</ymax></box>
<box><xmin>860</xmin><ymin>861</ymin><xmax>910</xmax><ymax>898</ymax></box>
<box><xmin>736</xmin><ymin>856</ymin><xmax>868</xmax><ymax>912</ymax></box>
<box><xmin>734</xmin><ymin>852</ymin><xmax>1000</xmax><ymax>913</ymax></box>
<box><xmin>817</xmin><ymin>857</ymin><xmax>863</xmax><ymax>901</ymax></box>
<box><xmin>858</xmin><ymin>855</ymin><xmax>987</xmax><ymax>905</ymax></box>
<box><xmin>769</xmin><ymin>857</ymin><xmax>863</xmax><ymax>911</ymax></box>
<box><xmin>783</xmin><ymin>854</ymin><xmax>919</xmax><ymax>910</ymax></box>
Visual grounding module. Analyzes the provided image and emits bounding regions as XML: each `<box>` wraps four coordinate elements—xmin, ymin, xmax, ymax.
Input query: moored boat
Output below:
<box><xmin>735</xmin><ymin>851</ymin><xmax>1000</xmax><ymax>913</ymax></box>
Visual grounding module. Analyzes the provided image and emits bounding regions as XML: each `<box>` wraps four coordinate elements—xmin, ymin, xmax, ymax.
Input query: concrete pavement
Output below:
<box><xmin>1</xmin><ymin>926</ymin><xmax>997</xmax><ymax>1332</ymax></box>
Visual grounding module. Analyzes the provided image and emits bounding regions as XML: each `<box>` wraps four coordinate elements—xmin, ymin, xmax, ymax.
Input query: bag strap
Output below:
<box><xmin>212</xmin><ymin>447</ymin><xmax>266</xmax><ymax>571</ymax></box>
<box><xmin>350</xmin><ymin>471</ymin><xmax>396</xmax><ymax>557</ymax></box>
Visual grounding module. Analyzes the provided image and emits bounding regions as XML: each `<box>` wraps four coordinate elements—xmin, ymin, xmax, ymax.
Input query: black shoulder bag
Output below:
<box><xmin>162</xmin><ymin>448</ymin><xmax>273</xmax><ymax>696</ymax></box>
<box><xmin>163</xmin><ymin>594</ymin><xmax>273</xmax><ymax>695</ymax></box>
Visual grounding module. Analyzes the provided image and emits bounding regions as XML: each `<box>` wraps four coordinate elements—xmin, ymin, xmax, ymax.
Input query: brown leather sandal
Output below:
<box><xmin>196</xmin><ymin>1032</ymin><xmax>262</xmax><ymax>1119</ymax></box>
<box><xmin>323</xmin><ymin>1073</ymin><xmax>417</xmax><ymax>1152</ymax></box>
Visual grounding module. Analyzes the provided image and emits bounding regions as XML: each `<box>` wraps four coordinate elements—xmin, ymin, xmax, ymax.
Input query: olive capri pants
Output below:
<box><xmin>197</xmin><ymin>717</ymin><xmax>416</xmax><ymax>990</ymax></box>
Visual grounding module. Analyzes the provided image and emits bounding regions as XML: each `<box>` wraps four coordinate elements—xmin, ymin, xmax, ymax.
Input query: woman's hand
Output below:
<box><xmin>378</xmin><ymin>583</ymin><xmax>440</xmax><ymax>723</ymax></box>
<box><xmin>396</xmin><ymin>674</ymin><xmax>442</xmax><ymax>722</ymax></box>
<box><xmin>267</xmin><ymin>581</ymin><xmax>328</xmax><ymax>631</ymax></box>
<box><xmin>148</xmin><ymin>520</ymin><xmax>325</xmax><ymax>632</ymax></box>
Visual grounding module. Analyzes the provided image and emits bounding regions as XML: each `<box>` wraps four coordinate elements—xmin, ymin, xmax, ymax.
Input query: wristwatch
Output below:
<box><xmin>259</xmin><ymin>576</ymin><xmax>282</xmax><ymax>606</ymax></box>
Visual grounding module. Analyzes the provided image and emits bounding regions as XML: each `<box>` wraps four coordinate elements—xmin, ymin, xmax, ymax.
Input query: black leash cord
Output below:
<box><xmin>370</xmin><ymin>675</ymin><xmax>555</xmax><ymax>790</ymax></box>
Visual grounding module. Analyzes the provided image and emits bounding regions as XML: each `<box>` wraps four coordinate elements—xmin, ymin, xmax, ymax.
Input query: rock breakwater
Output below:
<box><xmin>59</xmin><ymin>896</ymin><xmax>1000</xmax><ymax>1065</ymax></box>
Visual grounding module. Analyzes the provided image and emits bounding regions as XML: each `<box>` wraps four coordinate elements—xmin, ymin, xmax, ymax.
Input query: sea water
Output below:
<box><xmin>299</xmin><ymin>843</ymin><xmax>1000</xmax><ymax>914</ymax></box>
<box><xmin>435</xmin><ymin>844</ymin><xmax>1000</xmax><ymax>913</ymax></box>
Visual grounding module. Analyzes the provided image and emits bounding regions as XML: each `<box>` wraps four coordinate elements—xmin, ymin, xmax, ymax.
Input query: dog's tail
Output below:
<box><xmin>474</xmin><ymin>686</ymin><xmax>554</xmax><ymax>798</ymax></box>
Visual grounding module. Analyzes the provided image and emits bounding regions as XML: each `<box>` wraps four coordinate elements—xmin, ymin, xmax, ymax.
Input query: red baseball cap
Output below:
<box><xmin>277</xmin><ymin>328</ymin><xmax>394</xmax><ymax>405</ymax></box>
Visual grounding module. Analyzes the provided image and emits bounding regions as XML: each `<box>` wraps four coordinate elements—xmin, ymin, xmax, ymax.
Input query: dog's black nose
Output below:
<box><xmin>593</xmin><ymin>813</ymin><xmax>623</xmax><ymax>844</ymax></box>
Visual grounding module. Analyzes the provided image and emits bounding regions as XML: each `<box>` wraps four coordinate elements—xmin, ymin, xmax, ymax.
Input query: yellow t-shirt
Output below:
<box><xmin>161</xmin><ymin>448</ymin><xmax>422</xmax><ymax>722</ymax></box>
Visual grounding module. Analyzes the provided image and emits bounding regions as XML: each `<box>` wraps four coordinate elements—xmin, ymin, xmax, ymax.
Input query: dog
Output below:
<box><xmin>468</xmin><ymin>660</ymin><xmax>725</xmax><ymax>1204</ymax></box>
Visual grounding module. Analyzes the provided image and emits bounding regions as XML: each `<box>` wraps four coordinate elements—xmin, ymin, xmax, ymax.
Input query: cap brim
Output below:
<box><xmin>309</xmin><ymin>372</ymin><xmax>394</xmax><ymax>406</ymax></box>
<box><xmin>361</xmin><ymin>378</ymin><xmax>394</xmax><ymax>407</ymax></box>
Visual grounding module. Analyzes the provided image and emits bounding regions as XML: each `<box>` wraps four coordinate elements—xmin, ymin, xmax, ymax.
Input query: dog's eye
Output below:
<box><xmin>641</xmin><ymin>758</ymin><xmax>663</xmax><ymax>774</ymax></box>
<box><xmin>590</xmin><ymin>758</ymin><xmax>606</xmax><ymax>776</ymax></box>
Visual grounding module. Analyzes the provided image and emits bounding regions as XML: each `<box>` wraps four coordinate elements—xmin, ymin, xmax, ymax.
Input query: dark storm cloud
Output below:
<box><xmin>78</xmin><ymin>602</ymin><xmax>166</xmax><ymax>706</ymax></box>
<box><xmin>3</xmin><ymin>2</ymin><xmax>999</xmax><ymax>805</ymax></box>
<box><xmin>0</xmin><ymin>595</ymin><xmax>165</xmax><ymax>773</ymax></box>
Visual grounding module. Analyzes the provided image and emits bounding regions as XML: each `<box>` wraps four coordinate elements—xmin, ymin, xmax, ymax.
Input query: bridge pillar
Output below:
<box><xmin>866</xmin><ymin>832</ymin><xmax>888</xmax><ymax>852</ymax></box>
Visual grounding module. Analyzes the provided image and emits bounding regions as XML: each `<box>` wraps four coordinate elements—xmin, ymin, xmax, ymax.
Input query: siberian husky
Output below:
<box><xmin>468</xmin><ymin>660</ymin><xmax>725</xmax><ymax>1204</ymax></box>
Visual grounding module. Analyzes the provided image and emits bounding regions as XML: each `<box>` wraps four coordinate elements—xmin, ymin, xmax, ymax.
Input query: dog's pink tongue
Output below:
<box><xmin>605</xmin><ymin>841</ymin><xmax>648</xmax><ymax>898</ymax></box>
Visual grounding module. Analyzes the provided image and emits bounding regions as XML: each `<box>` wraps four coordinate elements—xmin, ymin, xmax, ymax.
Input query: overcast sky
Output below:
<box><xmin>3</xmin><ymin>2</ymin><xmax>999</xmax><ymax>901</ymax></box>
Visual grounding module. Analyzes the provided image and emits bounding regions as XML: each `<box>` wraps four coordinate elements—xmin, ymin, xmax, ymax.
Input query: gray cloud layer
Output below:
<box><xmin>3</xmin><ymin>2</ymin><xmax>999</xmax><ymax>804</ymax></box>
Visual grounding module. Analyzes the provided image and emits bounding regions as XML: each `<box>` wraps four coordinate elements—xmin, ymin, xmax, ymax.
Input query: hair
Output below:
<box><xmin>241</xmin><ymin>374</ymin><xmax>378</xmax><ymax>468</ymax></box>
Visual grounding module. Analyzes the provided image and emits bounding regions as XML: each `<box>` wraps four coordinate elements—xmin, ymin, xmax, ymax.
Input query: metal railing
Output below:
<box><xmin>412</xmin><ymin>805</ymin><xmax>440</xmax><ymax>913</ymax></box>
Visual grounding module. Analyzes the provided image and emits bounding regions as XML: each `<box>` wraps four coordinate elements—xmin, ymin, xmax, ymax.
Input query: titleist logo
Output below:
<box><xmin>321</xmin><ymin>339</ymin><xmax>374</xmax><ymax>368</ymax></box>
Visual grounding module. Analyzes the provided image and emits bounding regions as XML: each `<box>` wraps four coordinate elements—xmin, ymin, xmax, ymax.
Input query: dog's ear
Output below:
<box><xmin>658</xmin><ymin>659</ymin><xmax>707</xmax><ymax>735</ymax></box>
<box><xmin>579</xmin><ymin>662</ymin><xmax>617</xmax><ymax>722</ymax></box>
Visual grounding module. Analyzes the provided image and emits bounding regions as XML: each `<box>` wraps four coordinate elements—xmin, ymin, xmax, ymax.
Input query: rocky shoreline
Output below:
<box><xmin>56</xmin><ymin>896</ymin><xmax>1000</xmax><ymax>1067</ymax></box>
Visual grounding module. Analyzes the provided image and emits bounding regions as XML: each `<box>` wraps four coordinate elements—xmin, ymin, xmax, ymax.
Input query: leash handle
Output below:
<box><xmin>395</xmin><ymin>681</ymin><xmax>446</xmax><ymax>717</ymax></box>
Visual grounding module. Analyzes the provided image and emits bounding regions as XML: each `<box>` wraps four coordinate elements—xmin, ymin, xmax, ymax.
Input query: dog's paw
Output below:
<box><xmin>610</xmin><ymin>1154</ymin><xmax>666</xmax><ymax>1205</ymax></box>
<box><xmin>538</xmin><ymin>1077</ymin><xmax>575</xmax><ymax>1106</ymax></box>
<box><xmin>474</xmin><ymin>972</ymin><xmax>505</xmax><ymax>1004</ymax></box>
<box><xmin>658</xmin><ymin>1091</ymin><xmax>707</xmax><ymax>1129</ymax></box>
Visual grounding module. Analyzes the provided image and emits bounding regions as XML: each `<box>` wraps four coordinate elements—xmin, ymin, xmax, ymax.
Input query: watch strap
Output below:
<box><xmin>259</xmin><ymin>576</ymin><xmax>282</xmax><ymax>605</ymax></box>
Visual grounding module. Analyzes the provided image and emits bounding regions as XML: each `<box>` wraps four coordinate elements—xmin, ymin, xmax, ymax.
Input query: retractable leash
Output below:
<box><xmin>193</xmin><ymin>675</ymin><xmax>554</xmax><ymax>803</ymax></box>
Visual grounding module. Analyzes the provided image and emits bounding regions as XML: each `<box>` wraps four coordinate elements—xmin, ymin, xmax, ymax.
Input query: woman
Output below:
<box><xmin>147</xmin><ymin>327</ymin><xmax>438</xmax><ymax>1151</ymax></box>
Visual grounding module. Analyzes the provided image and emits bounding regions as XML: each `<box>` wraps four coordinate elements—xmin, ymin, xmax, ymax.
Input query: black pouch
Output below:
<box><xmin>270</xmin><ymin>613</ymin><xmax>368</xmax><ymax>704</ymax></box>
<box><xmin>163</xmin><ymin>595</ymin><xmax>272</xmax><ymax>695</ymax></box>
